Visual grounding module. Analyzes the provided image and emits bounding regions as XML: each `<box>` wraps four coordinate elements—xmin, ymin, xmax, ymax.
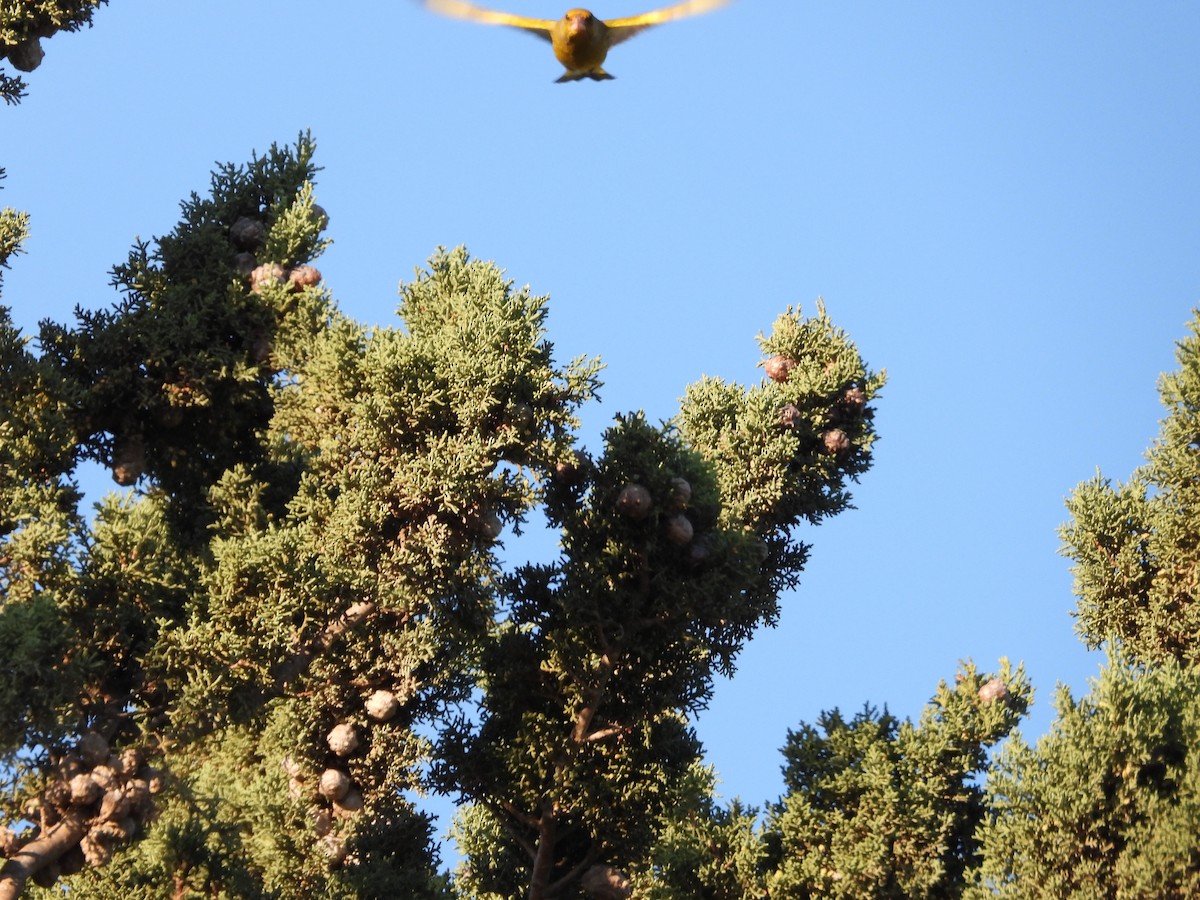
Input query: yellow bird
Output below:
<box><xmin>422</xmin><ymin>0</ymin><xmax>731</xmax><ymax>82</ymax></box>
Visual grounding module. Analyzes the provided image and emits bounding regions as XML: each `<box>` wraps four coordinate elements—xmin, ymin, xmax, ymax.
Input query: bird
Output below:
<box><xmin>421</xmin><ymin>0</ymin><xmax>731</xmax><ymax>82</ymax></box>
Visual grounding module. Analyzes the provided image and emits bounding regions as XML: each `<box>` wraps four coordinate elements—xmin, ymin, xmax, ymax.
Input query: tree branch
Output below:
<box><xmin>527</xmin><ymin>803</ymin><xmax>557</xmax><ymax>900</ymax></box>
<box><xmin>584</xmin><ymin>725</ymin><xmax>625</xmax><ymax>743</ymax></box>
<box><xmin>0</xmin><ymin>812</ymin><xmax>86</xmax><ymax>900</ymax></box>
<box><xmin>547</xmin><ymin>844</ymin><xmax>601</xmax><ymax>896</ymax></box>
<box><xmin>571</xmin><ymin>648</ymin><xmax>617</xmax><ymax>745</ymax></box>
<box><xmin>270</xmin><ymin>600</ymin><xmax>377</xmax><ymax>692</ymax></box>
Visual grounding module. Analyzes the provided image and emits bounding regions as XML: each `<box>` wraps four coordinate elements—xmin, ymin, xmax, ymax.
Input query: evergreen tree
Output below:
<box><xmin>0</xmin><ymin>1</ymin><xmax>107</xmax><ymax>104</ymax></box>
<box><xmin>637</xmin><ymin>661</ymin><xmax>1030</xmax><ymax>898</ymax></box>
<box><xmin>0</xmin><ymin>133</ymin><xmax>884</xmax><ymax>898</ymax></box>
<box><xmin>0</xmin><ymin>135</ymin><xmax>468</xmax><ymax>898</ymax></box>
<box><xmin>1060</xmin><ymin>310</ymin><xmax>1200</xmax><ymax>667</ymax></box>
<box><xmin>440</xmin><ymin>305</ymin><xmax>883</xmax><ymax>898</ymax></box>
<box><xmin>0</xmin><ymin>171</ymin><xmax>30</xmax><ymax>268</ymax></box>
<box><xmin>631</xmin><ymin>765</ymin><xmax>768</xmax><ymax>899</ymax></box>
<box><xmin>971</xmin><ymin>310</ymin><xmax>1200</xmax><ymax>896</ymax></box>
<box><xmin>972</xmin><ymin>655</ymin><xmax>1200</xmax><ymax>898</ymax></box>
<box><xmin>764</xmin><ymin>661</ymin><xmax>1028</xmax><ymax>898</ymax></box>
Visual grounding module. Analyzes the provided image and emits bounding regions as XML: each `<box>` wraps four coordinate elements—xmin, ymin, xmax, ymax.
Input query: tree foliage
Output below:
<box><xmin>1</xmin><ymin>135</ymin><xmax>457</xmax><ymax>898</ymax></box>
<box><xmin>970</xmin><ymin>309</ymin><xmax>1200</xmax><ymax>897</ymax></box>
<box><xmin>0</xmin><ymin>133</ymin><xmax>886</xmax><ymax>898</ymax></box>
<box><xmin>629</xmin><ymin>312</ymin><xmax>1200</xmax><ymax>899</ymax></box>
<box><xmin>0</xmin><ymin>170</ymin><xmax>30</xmax><ymax>274</ymax></box>
<box><xmin>0</xmin><ymin>1</ymin><xmax>107</xmax><ymax>104</ymax></box>
<box><xmin>973</xmin><ymin>654</ymin><xmax>1200</xmax><ymax>898</ymax></box>
<box><xmin>7</xmin><ymin>15</ymin><xmax>1199</xmax><ymax>893</ymax></box>
<box><xmin>765</xmin><ymin>660</ymin><xmax>1029</xmax><ymax>898</ymax></box>
<box><xmin>441</xmin><ymin>301</ymin><xmax>882</xmax><ymax>896</ymax></box>
<box><xmin>1061</xmin><ymin>311</ymin><xmax>1200</xmax><ymax>666</ymax></box>
<box><xmin>637</xmin><ymin>661</ymin><xmax>1030</xmax><ymax>899</ymax></box>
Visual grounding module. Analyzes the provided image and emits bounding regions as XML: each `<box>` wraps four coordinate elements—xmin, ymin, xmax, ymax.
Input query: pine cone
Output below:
<box><xmin>319</xmin><ymin>768</ymin><xmax>351</xmax><ymax>802</ymax></box>
<box><xmin>779</xmin><ymin>404</ymin><xmax>803</xmax><ymax>429</ymax></box>
<box><xmin>8</xmin><ymin>38</ymin><xmax>44</xmax><ymax>72</ymax></box>
<box><xmin>56</xmin><ymin>753</ymin><xmax>84</xmax><ymax>780</ymax></box>
<box><xmin>477</xmin><ymin>510</ymin><xmax>504</xmax><ymax>542</ymax></box>
<box><xmin>822</xmin><ymin>429</ymin><xmax>851</xmax><ymax>455</ymax></box>
<box><xmin>327</xmin><ymin>723</ymin><xmax>360</xmax><ymax>757</ymax></box>
<box><xmin>288</xmin><ymin>265</ymin><xmax>322</xmax><ymax>290</ymax></box>
<box><xmin>616</xmin><ymin>484</ymin><xmax>653</xmax><ymax>520</ymax></box>
<box><xmin>978</xmin><ymin>678</ymin><xmax>1009</xmax><ymax>704</ymax></box>
<box><xmin>668</xmin><ymin>477</ymin><xmax>692</xmax><ymax>508</ymax></box>
<box><xmin>80</xmin><ymin>833</ymin><xmax>112</xmax><ymax>867</ymax></box>
<box><xmin>765</xmin><ymin>355</ymin><xmax>797</xmax><ymax>384</ymax></box>
<box><xmin>580</xmin><ymin>864</ymin><xmax>632</xmax><ymax>899</ymax></box>
<box><xmin>664</xmin><ymin>514</ymin><xmax>694</xmax><ymax>546</ymax></box>
<box><xmin>249</xmin><ymin>262</ymin><xmax>286</xmax><ymax>294</ymax></box>
<box><xmin>554</xmin><ymin>458</ymin><xmax>581</xmax><ymax>484</ymax></box>
<box><xmin>98</xmin><ymin>789</ymin><xmax>131</xmax><ymax>823</ymax></box>
<box><xmin>119</xmin><ymin>747</ymin><xmax>144</xmax><ymax>777</ymax></box>
<box><xmin>841</xmin><ymin>385</ymin><xmax>867</xmax><ymax>411</ymax></box>
<box><xmin>319</xmin><ymin>833</ymin><xmax>347</xmax><ymax>865</ymax></box>
<box><xmin>90</xmin><ymin>765</ymin><xmax>118</xmax><ymax>791</ymax></box>
<box><xmin>230</xmin><ymin>217</ymin><xmax>265</xmax><ymax>251</ymax></box>
<box><xmin>365</xmin><ymin>690</ymin><xmax>400</xmax><ymax>722</ymax></box>
<box><xmin>333</xmin><ymin>786</ymin><xmax>364</xmax><ymax>817</ymax></box>
<box><xmin>233</xmin><ymin>251</ymin><xmax>258</xmax><ymax>276</ymax></box>
<box><xmin>312</xmin><ymin>807</ymin><xmax>334</xmax><ymax>837</ymax></box>
<box><xmin>68</xmin><ymin>773</ymin><xmax>102</xmax><ymax>806</ymax></box>
<box><xmin>112</xmin><ymin>816</ymin><xmax>138</xmax><ymax>840</ymax></box>
<box><xmin>43</xmin><ymin>780</ymin><xmax>70</xmax><ymax>812</ymax></box>
<box><xmin>144</xmin><ymin>767</ymin><xmax>167</xmax><ymax>794</ymax></box>
<box><xmin>688</xmin><ymin>535</ymin><xmax>712</xmax><ymax>569</ymax></box>
<box><xmin>111</xmin><ymin>435</ymin><xmax>146</xmax><ymax>486</ymax></box>
<box><xmin>124</xmin><ymin>779</ymin><xmax>154</xmax><ymax>819</ymax></box>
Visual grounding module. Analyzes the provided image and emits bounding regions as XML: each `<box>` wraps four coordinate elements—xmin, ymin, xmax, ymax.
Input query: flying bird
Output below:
<box><xmin>421</xmin><ymin>0</ymin><xmax>731</xmax><ymax>82</ymax></box>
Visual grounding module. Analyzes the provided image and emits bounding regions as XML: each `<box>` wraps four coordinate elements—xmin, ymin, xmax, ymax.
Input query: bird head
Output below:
<box><xmin>562</xmin><ymin>9</ymin><xmax>598</xmax><ymax>36</ymax></box>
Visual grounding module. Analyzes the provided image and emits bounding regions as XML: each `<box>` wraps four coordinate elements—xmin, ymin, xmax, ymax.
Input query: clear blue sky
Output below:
<box><xmin>4</xmin><ymin>0</ymin><xmax>1199</xmax><ymax>852</ymax></box>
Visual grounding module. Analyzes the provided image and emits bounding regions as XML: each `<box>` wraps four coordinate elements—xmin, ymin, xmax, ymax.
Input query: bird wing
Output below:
<box><xmin>603</xmin><ymin>0</ymin><xmax>731</xmax><ymax>45</ymax></box>
<box><xmin>422</xmin><ymin>0</ymin><xmax>555</xmax><ymax>40</ymax></box>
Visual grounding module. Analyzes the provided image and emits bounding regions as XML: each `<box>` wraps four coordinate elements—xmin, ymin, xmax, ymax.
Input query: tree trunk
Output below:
<box><xmin>528</xmin><ymin>808</ymin><xmax>557</xmax><ymax>900</ymax></box>
<box><xmin>0</xmin><ymin>813</ymin><xmax>86</xmax><ymax>900</ymax></box>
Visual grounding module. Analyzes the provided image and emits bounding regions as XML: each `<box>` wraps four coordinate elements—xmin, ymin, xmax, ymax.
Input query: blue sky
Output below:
<box><xmin>4</xmin><ymin>0</ymin><xmax>1199</xmax><ymax>849</ymax></box>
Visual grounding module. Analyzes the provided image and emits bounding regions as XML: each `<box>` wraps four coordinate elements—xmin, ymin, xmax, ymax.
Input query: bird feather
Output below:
<box><xmin>422</xmin><ymin>0</ymin><xmax>555</xmax><ymax>39</ymax></box>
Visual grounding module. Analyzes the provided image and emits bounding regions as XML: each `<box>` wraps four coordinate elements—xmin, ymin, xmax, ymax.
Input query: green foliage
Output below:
<box><xmin>2</xmin><ymin>137</ymin><xmax>454</xmax><ymax>897</ymax></box>
<box><xmin>679</xmin><ymin>300</ymin><xmax>885</xmax><ymax>534</ymax></box>
<box><xmin>0</xmin><ymin>0</ymin><xmax>107</xmax><ymax>104</ymax></box>
<box><xmin>0</xmin><ymin>595</ymin><xmax>74</xmax><ymax>751</ymax></box>
<box><xmin>39</xmin><ymin>713</ymin><xmax>450</xmax><ymax>900</ymax></box>
<box><xmin>972</xmin><ymin>654</ymin><xmax>1200</xmax><ymax>898</ymax></box>
<box><xmin>47</xmin><ymin>724</ymin><xmax>306</xmax><ymax>900</ymax></box>
<box><xmin>976</xmin><ymin>317</ymin><xmax>1200</xmax><ymax>897</ymax></box>
<box><xmin>17</xmin><ymin>12</ymin><xmax>1200</xmax><ymax>898</ymax></box>
<box><xmin>632</xmin><ymin>662</ymin><xmax>1030</xmax><ymax>899</ymax></box>
<box><xmin>765</xmin><ymin>660</ymin><xmax>1029</xmax><ymax>898</ymax></box>
<box><xmin>1061</xmin><ymin>309</ymin><xmax>1200</xmax><ymax>665</ymax></box>
<box><xmin>631</xmin><ymin>765</ymin><xmax>769</xmax><ymax>899</ymax></box>
<box><xmin>0</xmin><ymin>171</ymin><xmax>30</xmax><ymax>277</ymax></box>
<box><xmin>0</xmin><ymin>127</ymin><xmax>890</xmax><ymax>899</ymax></box>
<box><xmin>38</xmin><ymin>133</ymin><xmax>327</xmax><ymax>539</ymax></box>
<box><xmin>0</xmin><ymin>304</ymin><xmax>84</xmax><ymax>755</ymax></box>
<box><xmin>0</xmin><ymin>209</ymin><xmax>28</xmax><ymax>279</ymax></box>
<box><xmin>441</xmin><ymin>308</ymin><xmax>883</xmax><ymax>896</ymax></box>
